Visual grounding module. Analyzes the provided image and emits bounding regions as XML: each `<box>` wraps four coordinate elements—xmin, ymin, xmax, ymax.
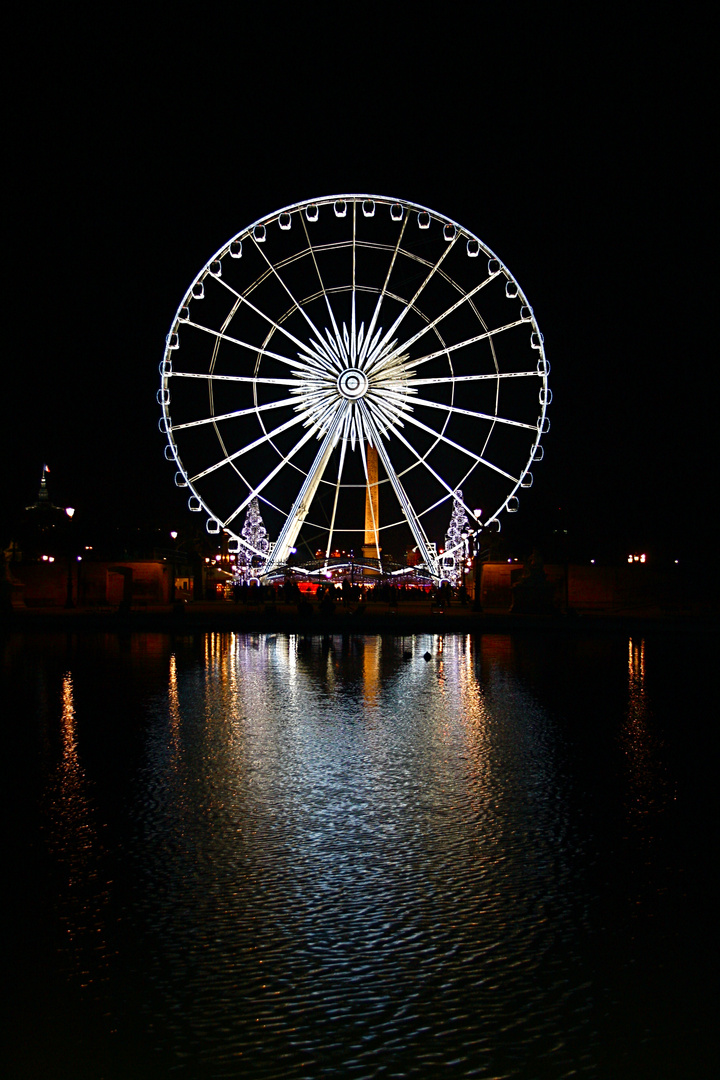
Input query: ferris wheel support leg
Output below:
<box><xmin>360</xmin><ymin>406</ymin><xmax>440</xmax><ymax>580</ymax></box>
<box><xmin>263</xmin><ymin>403</ymin><xmax>350</xmax><ymax>576</ymax></box>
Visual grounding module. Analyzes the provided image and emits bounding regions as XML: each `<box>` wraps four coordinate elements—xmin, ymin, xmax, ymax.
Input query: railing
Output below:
<box><xmin>262</xmin><ymin>555</ymin><xmax>436</xmax><ymax>586</ymax></box>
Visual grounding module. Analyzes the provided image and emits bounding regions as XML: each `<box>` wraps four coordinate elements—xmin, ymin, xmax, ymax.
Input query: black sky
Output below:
<box><xmin>4</xmin><ymin>8</ymin><xmax>714</xmax><ymax>562</ymax></box>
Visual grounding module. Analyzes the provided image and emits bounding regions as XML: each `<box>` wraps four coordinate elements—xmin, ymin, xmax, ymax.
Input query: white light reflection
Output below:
<box><xmin>129</xmin><ymin>632</ymin><xmax>584</xmax><ymax>1065</ymax></box>
<box><xmin>148</xmin><ymin>634</ymin><xmax>565</xmax><ymax>855</ymax></box>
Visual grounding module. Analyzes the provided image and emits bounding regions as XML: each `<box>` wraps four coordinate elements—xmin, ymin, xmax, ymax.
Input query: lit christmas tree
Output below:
<box><xmin>443</xmin><ymin>490</ymin><xmax>470</xmax><ymax>587</ymax></box>
<box><xmin>234</xmin><ymin>498</ymin><xmax>271</xmax><ymax>582</ymax></box>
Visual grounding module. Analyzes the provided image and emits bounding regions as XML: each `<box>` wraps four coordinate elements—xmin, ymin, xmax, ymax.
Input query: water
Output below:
<box><xmin>2</xmin><ymin>631</ymin><xmax>716</xmax><ymax>1078</ymax></box>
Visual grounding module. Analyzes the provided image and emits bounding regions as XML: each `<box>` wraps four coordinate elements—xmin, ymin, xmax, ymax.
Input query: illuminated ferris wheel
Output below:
<box><xmin>158</xmin><ymin>195</ymin><xmax>550</xmax><ymax>579</ymax></box>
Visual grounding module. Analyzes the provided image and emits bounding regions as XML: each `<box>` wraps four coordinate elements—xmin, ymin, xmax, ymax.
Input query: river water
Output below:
<box><xmin>2</xmin><ymin>630</ymin><xmax>716</xmax><ymax>1078</ymax></box>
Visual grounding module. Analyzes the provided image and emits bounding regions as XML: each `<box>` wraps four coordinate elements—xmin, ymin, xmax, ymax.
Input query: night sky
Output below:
<box><xmin>4</xmin><ymin>9</ymin><xmax>713</xmax><ymax>564</ymax></box>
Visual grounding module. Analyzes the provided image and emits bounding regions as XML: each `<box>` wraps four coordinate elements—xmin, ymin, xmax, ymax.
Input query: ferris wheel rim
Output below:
<box><xmin>159</xmin><ymin>194</ymin><xmax>550</xmax><ymax>574</ymax></box>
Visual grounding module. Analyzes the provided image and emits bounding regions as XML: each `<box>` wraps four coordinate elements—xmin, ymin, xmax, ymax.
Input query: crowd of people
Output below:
<box><xmin>226</xmin><ymin>578</ymin><xmax>469</xmax><ymax>609</ymax></box>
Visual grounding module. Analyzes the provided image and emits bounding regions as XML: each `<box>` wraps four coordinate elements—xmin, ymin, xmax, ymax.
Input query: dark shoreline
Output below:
<box><xmin>3</xmin><ymin>602</ymin><xmax>718</xmax><ymax>636</ymax></box>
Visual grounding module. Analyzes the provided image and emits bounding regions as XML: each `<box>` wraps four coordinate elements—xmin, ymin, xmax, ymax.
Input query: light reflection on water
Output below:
<box><xmin>5</xmin><ymin>630</ymin><xmax>711</xmax><ymax>1079</ymax></box>
<box><xmin>125</xmin><ymin>634</ymin><xmax>592</xmax><ymax>1077</ymax></box>
<box><xmin>43</xmin><ymin>672</ymin><xmax>111</xmax><ymax>996</ymax></box>
<box><xmin>622</xmin><ymin>637</ymin><xmax>672</xmax><ymax>834</ymax></box>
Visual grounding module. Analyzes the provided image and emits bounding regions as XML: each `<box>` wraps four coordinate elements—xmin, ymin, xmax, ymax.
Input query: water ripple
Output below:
<box><xmin>119</xmin><ymin>634</ymin><xmax>597</xmax><ymax>1077</ymax></box>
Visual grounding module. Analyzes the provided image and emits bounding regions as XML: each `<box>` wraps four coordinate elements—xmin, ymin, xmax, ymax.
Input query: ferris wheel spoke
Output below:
<box><xmin>171</xmin><ymin>371</ymin><xmax>301</xmax><ymax>386</ymax></box>
<box><xmin>365</xmin><ymin>389</ymin><xmax>416</xmax><ymax>430</ymax></box>
<box><xmin>371</xmin><ymin>234</ymin><xmax>459</xmax><ymax>362</ymax></box>
<box><xmin>363</xmin><ymin>393</ymin><xmax>410</xmax><ymax>439</ymax></box>
<box><xmin>408</xmin><ymin>371</ymin><xmax>538</xmax><ymax>386</ymax></box>
<box><xmin>188</xmin><ymin>411</ymin><xmax>309</xmax><ymax>483</ymax></box>
<box><xmin>383</xmin><ymin>421</ymin><xmax>479</xmax><ymax>524</ymax></box>
<box><xmin>214</xmin><ymin>273</ymin><xmax>320</xmax><ymax>358</ymax></box>
<box><xmin>354</xmin><ymin>418</ymin><xmax>381</xmax><ymax>561</ymax></box>
<box><xmin>358</xmin><ymin>211</ymin><xmax>410</xmax><ymax>370</ymax></box>
<box><xmin>324</xmin><ymin>411</ymin><xmax>352</xmax><ymax>562</ymax></box>
<box><xmin>252</xmin><ymin>235</ymin><xmax>332</xmax><ymax>357</ymax></box>
<box><xmin>351</xmin><ymin>203</ymin><xmax>357</xmax><ymax>362</ymax></box>
<box><xmin>408</xmin><ymin>395</ymin><xmax>538</xmax><ymax>431</ymax></box>
<box><xmin>400</xmin><ymin>410</ymin><xmax>519</xmax><ymax>483</ymax></box>
<box><xmin>299</xmin><ymin>209</ymin><xmax>347</xmax><ymax>362</ymax></box>
<box><xmin>222</xmin><ymin>419</ymin><xmax>325</xmax><ymax>531</ymax></box>
<box><xmin>359</xmin><ymin>404</ymin><xmax>438</xmax><ymax>572</ymax></box>
<box><xmin>173</xmin><ymin>396</ymin><xmax>294</xmax><ymax>432</ymax></box>
<box><xmin>263</xmin><ymin>401</ymin><xmax>351</xmax><ymax>571</ymax></box>
<box><xmin>374</xmin><ymin>274</ymin><xmax>495</xmax><ymax>372</ymax></box>
<box><xmin>403</xmin><ymin>320</ymin><xmax>526</xmax><ymax>371</ymax></box>
<box><xmin>186</xmin><ymin>320</ymin><xmax>316</xmax><ymax>373</ymax></box>
<box><xmin>296</xmin><ymin>341</ymin><xmax>342</xmax><ymax>378</ymax></box>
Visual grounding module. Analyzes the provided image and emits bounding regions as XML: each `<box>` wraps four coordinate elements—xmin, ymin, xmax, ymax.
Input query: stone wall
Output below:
<box><xmin>9</xmin><ymin>560</ymin><xmax>171</xmax><ymax>606</ymax></box>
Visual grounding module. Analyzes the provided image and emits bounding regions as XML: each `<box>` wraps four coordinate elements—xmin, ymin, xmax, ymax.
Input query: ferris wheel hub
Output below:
<box><xmin>337</xmin><ymin>368</ymin><xmax>369</xmax><ymax>400</ymax></box>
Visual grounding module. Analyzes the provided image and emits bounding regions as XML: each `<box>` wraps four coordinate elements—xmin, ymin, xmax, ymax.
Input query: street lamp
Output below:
<box><xmin>64</xmin><ymin>508</ymin><xmax>76</xmax><ymax>608</ymax></box>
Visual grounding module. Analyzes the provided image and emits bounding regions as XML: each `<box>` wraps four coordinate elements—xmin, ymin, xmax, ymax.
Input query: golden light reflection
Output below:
<box><xmin>362</xmin><ymin>636</ymin><xmax>381</xmax><ymax>707</ymax></box>
<box><xmin>61</xmin><ymin>671</ymin><xmax>78</xmax><ymax>765</ymax></box>
<box><xmin>628</xmin><ymin>636</ymin><xmax>645</xmax><ymax>688</ymax></box>
<box><xmin>622</xmin><ymin>637</ymin><xmax>669</xmax><ymax>837</ymax></box>
<box><xmin>168</xmin><ymin>652</ymin><xmax>182</xmax><ymax>754</ymax></box>
<box><xmin>45</xmin><ymin>672</ymin><xmax>110</xmax><ymax>993</ymax></box>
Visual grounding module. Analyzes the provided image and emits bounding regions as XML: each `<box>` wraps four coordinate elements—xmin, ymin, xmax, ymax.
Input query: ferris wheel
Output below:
<box><xmin>158</xmin><ymin>195</ymin><xmax>550</xmax><ymax>580</ymax></box>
